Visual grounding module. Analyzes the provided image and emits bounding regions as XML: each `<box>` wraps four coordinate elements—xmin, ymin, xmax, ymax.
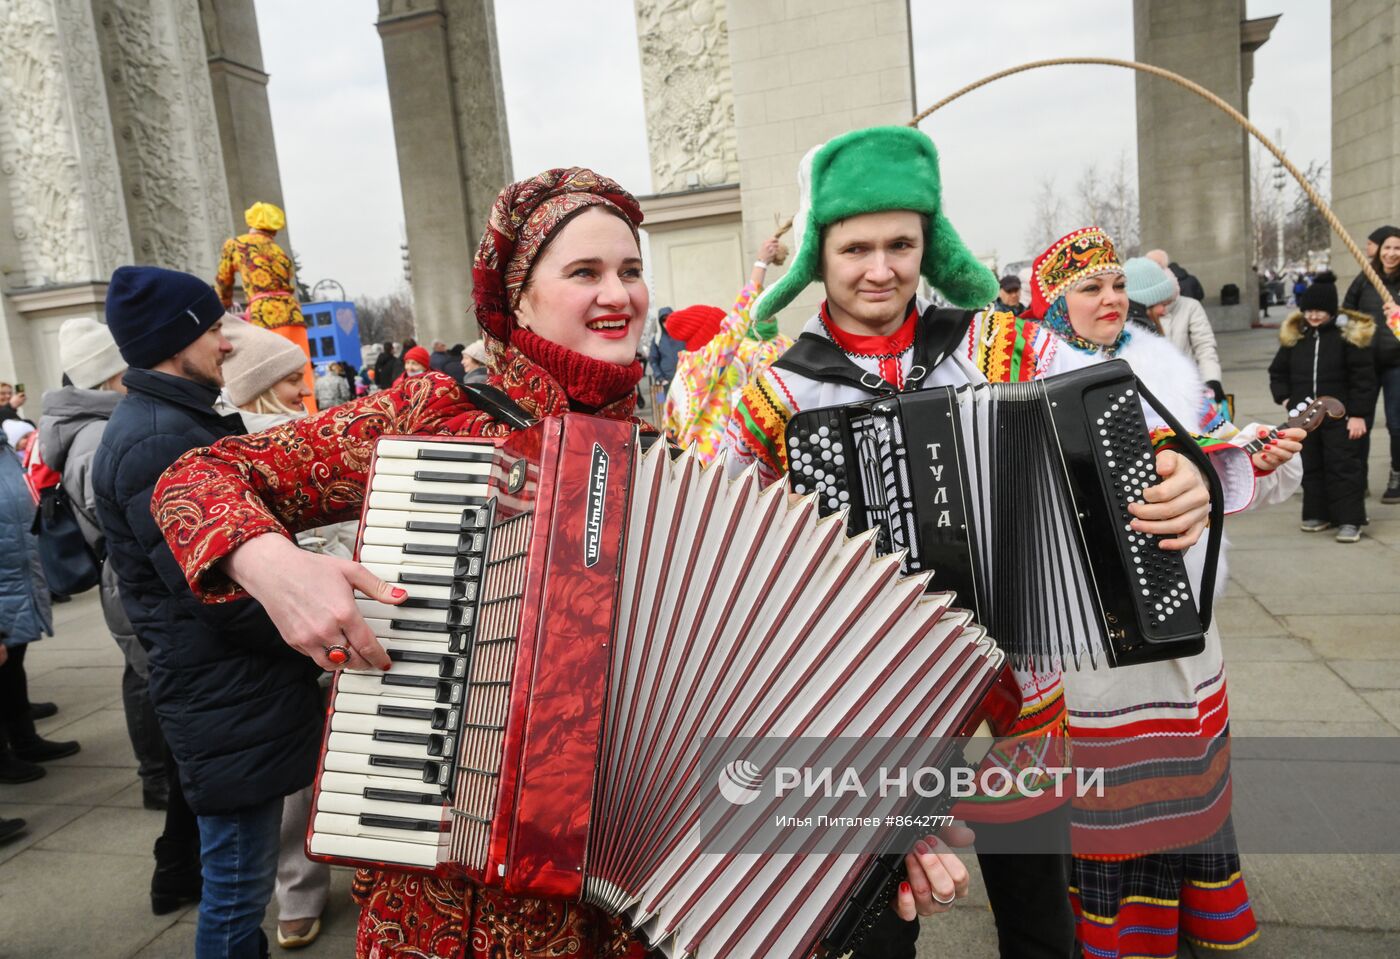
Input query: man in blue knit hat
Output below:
<box><xmin>93</xmin><ymin>266</ymin><xmax>323</xmax><ymax>958</ymax></box>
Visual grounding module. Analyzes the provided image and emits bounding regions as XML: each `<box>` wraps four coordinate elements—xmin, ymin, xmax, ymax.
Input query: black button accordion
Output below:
<box><xmin>784</xmin><ymin>360</ymin><xmax>1224</xmax><ymax>669</ymax></box>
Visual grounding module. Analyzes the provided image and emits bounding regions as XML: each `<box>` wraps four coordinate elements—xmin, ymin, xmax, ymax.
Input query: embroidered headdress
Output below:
<box><xmin>1028</xmin><ymin>226</ymin><xmax>1122</xmax><ymax>320</ymax></box>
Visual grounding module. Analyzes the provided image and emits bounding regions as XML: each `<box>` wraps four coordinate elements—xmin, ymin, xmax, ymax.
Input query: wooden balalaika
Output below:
<box><xmin>306</xmin><ymin>413</ymin><xmax>1008</xmax><ymax>958</ymax></box>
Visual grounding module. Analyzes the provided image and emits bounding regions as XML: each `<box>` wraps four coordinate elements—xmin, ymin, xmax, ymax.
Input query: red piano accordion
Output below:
<box><xmin>306</xmin><ymin>413</ymin><xmax>1006</xmax><ymax>958</ymax></box>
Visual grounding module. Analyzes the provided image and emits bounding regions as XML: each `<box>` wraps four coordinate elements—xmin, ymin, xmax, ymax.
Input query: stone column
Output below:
<box><xmin>1330</xmin><ymin>0</ymin><xmax>1400</xmax><ymax>285</ymax></box>
<box><xmin>377</xmin><ymin>0</ymin><xmax>511</xmax><ymax>346</ymax></box>
<box><xmin>727</xmin><ymin>0</ymin><xmax>916</xmax><ymax>335</ymax></box>
<box><xmin>1134</xmin><ymin>0</ymin><xmax>1262</xmax><ymax>331</ymax></box>
<box><xmin>0</xmin><ymin>0</ymin><xmax>135</xmax><ymax>414</ymax></box>
<box><xmin>199</xmin><ymin>0</ymin><xmax>292</xmax><ymax>254</ymax></box>
<box><xmin>634</xmin><ymin>0</ymin><xmax>748</xmax><ymax>317</ymax></box>
<box><xmin>89</xmin><ymin>0</ymin><xmax>235</xmax><ymax>279</ymax></box>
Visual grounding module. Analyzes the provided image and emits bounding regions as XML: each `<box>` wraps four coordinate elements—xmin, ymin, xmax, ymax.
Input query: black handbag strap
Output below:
<box><xmin>1130</xmin><ymin>379</ymin><xmax>1225</xmax><ymax>632</ymax></box>
<box><xmin>772</xmin><ymin>306</ymin><xmax>973</xmax><ymax>396</ymax></box>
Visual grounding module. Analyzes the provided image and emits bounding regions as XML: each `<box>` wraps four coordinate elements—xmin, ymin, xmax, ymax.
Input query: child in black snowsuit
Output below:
<box><xmin>1268</xmin><ymin>272</ymin><xmax>1377</xmax><ymax>542</ymax></box>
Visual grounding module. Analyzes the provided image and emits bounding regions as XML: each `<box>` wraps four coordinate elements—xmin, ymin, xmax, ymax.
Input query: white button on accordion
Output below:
<box><xmin>306</xmin><ymin>413</ymin><xmax>1007</xmax><ymax>958</ymax></box>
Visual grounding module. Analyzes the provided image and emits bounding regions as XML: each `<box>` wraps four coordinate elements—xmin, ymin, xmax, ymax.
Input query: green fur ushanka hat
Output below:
<box><xmin>753</xmin><ymin>126</ymin><xmax>999</xmax><ymax>323</ymax></box>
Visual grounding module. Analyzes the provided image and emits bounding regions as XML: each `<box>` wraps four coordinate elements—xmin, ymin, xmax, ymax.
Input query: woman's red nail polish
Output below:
<box><xmin>914</xmin><ymin>839</ymin><xmax>930</xmax><ymax>855</ymax></box>
<box><xmin>391</xmin><ymin>587</ymin><xmax>408</xmax><ymax>599</ymax></box>
<box><xmin>1257</xmin><ymin>428</ymin><xmax>1269</xmax><ymax>438</ymax></box>
<box><xmin>381</xmin><ymin>663</ymin><xmax>392</xmax><ymax>671</ymax></box>
<box><xmin>899</xmin><ymin>881</ymin><xmax>911</xmax><ymax>896</ymax></box>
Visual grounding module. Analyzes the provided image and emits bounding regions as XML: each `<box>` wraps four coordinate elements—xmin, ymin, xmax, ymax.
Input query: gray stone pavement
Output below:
<box><xmin>2</xmin><ymin>327</ymin><xmax>1397</xmax><ymax>958</ymax></box>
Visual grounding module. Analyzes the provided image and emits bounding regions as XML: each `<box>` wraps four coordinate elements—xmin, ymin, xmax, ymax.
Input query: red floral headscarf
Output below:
<box><xmin>472</xmin><ymin>167</ymin><xmax>643</xmax><ymax>345</ymax></box>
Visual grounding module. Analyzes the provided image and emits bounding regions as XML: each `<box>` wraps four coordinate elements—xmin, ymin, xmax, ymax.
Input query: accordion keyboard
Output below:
<box><xmin>309</xmin><ymin>439</ymin><xmax>497</xmax><ymax>869</ymax></box>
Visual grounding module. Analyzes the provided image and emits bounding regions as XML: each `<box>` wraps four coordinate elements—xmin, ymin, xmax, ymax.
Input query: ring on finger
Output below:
<box><xmin>932</xmin><ymin>889</ymin><xmax>957</xmax><ymax>905</ymax></box>
<box><xmin>324</xmin><ymin>643</ymin><xmax>351</xmax><ymax>666</ymax></box>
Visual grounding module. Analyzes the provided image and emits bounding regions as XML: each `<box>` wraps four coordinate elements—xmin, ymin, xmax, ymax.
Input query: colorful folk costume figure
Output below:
<box><xmin>216</xmin><ymin>202</ymin><xmax>316</xmax><ymax>412</ymax></box>
<box><xmin>663</xmin><ymin>289</ymin><xmax>792</xmax><ymax>464</ymax></box>
<box><xmin>156</xmin><ymin>168</ymin><xmax>655</xmax><ymax>959</ymax></box>
<box><xmin>724</xmin><ymin>125</ymin><xmax>1089</xmax><ymax>958</ymax></box>
<box><xmin>966</xmin><ymin>226</ymin><xmax>1302</xmax><ymax>958</ymax></box>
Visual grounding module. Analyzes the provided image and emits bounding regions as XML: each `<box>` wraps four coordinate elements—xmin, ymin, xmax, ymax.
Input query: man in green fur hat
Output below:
<box><xmin>722</xmin><ymin>125</ymin><xmax>1219</xmax><ymax>958</ymax></box>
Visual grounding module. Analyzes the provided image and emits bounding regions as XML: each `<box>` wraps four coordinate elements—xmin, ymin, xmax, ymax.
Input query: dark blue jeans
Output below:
<box><xmin>1381</xmin><ymin>364</ymin><xmax>1400</xmax><ymax>470</ymax></box>
<box><xmin>195</xmin><ymin>797</ymin><xmax>284</xmax><ymax>959</ymax></box>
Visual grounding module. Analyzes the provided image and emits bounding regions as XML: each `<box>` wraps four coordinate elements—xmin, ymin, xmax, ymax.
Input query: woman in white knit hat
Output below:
<box><xmin>216</xmin><ymin>319</ymin><xmax>335</xmax><ymax>949</ymax></box>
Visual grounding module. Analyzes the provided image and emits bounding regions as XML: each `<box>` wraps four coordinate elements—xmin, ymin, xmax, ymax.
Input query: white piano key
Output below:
<box><xmin>357</xmin><ymin>599</ymin><xmax>456</xmax><ymax>626</ymax></box>
<box><xmin>316</xmin><ymin>791</ymin><xmax>447</xmax><ymax>823</ymax></box>
<box><xmin>358</xmin><ymin>562</ymin><xmax>458</xmax><ymax>587</ymax></box>
<box><xmin>370</xmin><ymin>474</ymin><xmax>490</xmax><ymax>497</ymax></box>
<box><xmin>330</xmin><ymin>691</ymin><xmax>446</xmax><ymax>718</ymax></box>
<box><xmin>365</xmin><ymin>508</ymin><xmax>478</xmax><ymax>531</ymax></box>
<box><xmin>370</xmin><ymin>458</ymin><xmax>492</xmax><ymax>478</ymax></box>
<box><xmin>361</xmin><ymin>527</ymin><xmax>462</xmax><ymax>549</ymax></box>
<box><xmin>321</xmin><ymin>750</ymin><xmax>427</xmax><ymax>779</ymax></box>
<box><xmin>359</xmin><ymin>544</ymin><xmax>455</xmax><ymax>567</ymax></box>
<box><xmin>309</xmin><ymin>831</ymin><xmax>441</xmax><ymax>868</ymax></box>
<box><xmin>376</xmin><ymin>438</ymin><xmax>496</xmax><ymax>461</ymax></box>
<box><xmin>330</xmin><ymin>710</ymin><xmax>439</xmax><ymax>738</ymax></box>
<box><xmin>362</xmin><ymin>617</ymin><xmax>462</xmax><ymax>643</ymax></box>
<box><xmin>336</xmin><ymin>672</ymin><xmax>439</xmax><ymax>701</ymax></box>
<box><xmin>377</xmin><ymin>635</ymin><xmax>457</xmax><ymax>656</ymax></box>
<box><xmin>327</xmin><ymin>730</ymin><xmax>432</xmax><ymax>761</ymax></box>
<box><xmin>368</xmin><ymin>491</ymin><xmax>478</xmax><ymax>514</ymax></box>
<box><xmin>313</xmin><ymin>811</ymin><xmax>444</xmax><ymax>845</ymax></box>
<box><xmin>318</xmin><ymin>770</ymin><xmax>441</xmax><ymax>800</ymax></box>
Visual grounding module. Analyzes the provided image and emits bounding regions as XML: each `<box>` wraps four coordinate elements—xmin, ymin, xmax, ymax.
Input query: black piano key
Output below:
<box><xmin>369</xmin><ymin>755</ymin><xmax>433</xmax><ymax>775</ymax></box>
<box><xmin>402</xmin><ymin>542</ymin><xmax>468</xmax><ymax>557</ymax></box>
<box><xmin>432</xmin><ymin>708</ymin><xmax>459</xmax><ymax>731</ymax></box>
<box><xmin>382</xmin><ymin>674</ymin><xmax>440</xmax><ymax>689</ymax></box>
<box><xmin>413</xmin><ymin>447</ymin><xmax>494</xmax><ymax>463</ymax></box>
<box><xmin>363</xmin><ymin>787</ymin><xmax>443</xmax><ymax>806</ymax></box>
<box><xmin>388</xmin><ymin>619</ymin><xmax>454</xmax><ymax>634</ymax></box>
<box><xmin>377</xmin><ymin>704</ymin><xmax>434</xmax><ymax>722</ymax></box>
<box><xmin>374</xmin><ymin>730</ymin><xmax>431</xmax><ymax>746</ymax></box>
<box><xmin>404</xmin><ymin>519</ymin><xmax>464</xmax><ymax>534</ymax></box>
<box><xmin>428</xmin><ymin>734</ymin><xmax>455</xmax><ymax>758</ymax></box>
<box><xmin>412</xmin><ymin>469</ymin><xmax>485</xmax><ymax>484</ymax></box>
<box><xmin>410</xmin><ymin>492</ymin><xmax>486</xmax><ymax>506</ymax></box>
<box><xmin>358</xmin><ymin>813</ymin><xmax>448</xmax><ymax>833</ymax></box>
<box><xmin>399</xmin><ymin>571</ymin><xmax>455</xmax><ymax>588</ymax></box>
<box><xmin>401</xmin><ymin>597</ymin><xmax>452</xmax><ymax>611</ymax></box>
<box><xmin>388</xmin><ymin>650</ymin><xmax>454</xmax><ymax>666</ymax></box>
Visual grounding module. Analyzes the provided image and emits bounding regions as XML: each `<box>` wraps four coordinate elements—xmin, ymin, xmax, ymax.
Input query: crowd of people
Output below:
<box><xmin>1</xmin><ymin>122</ymin><xmax>1398</xmax><ymax>959</ymax></box>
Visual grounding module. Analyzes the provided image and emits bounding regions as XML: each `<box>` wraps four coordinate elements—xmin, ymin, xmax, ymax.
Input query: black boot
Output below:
<box><xmin>0</xmin><ymin>816</ymin><xmax>27</xmax><ymax>843</ymax></box>
<box><xmin>4</xmin><ymin>716</ymin><xmax>80</xmax><ymax>762</ymax></box>
<box><xmin>28</xmin><ymin>702</ymin><xmax>58</xmax><ymax>720</ymax></box>
<box><xmin>1383</xmin><ymin>469</ymin><xmax>1400</xmax><ymax>505</ymax></box>
<box><xmin>0</xmin><ymin>727</ymin><xmax>46</xmax><ymax>784</ymax></box>
<box><xmin>151</xmin><ymin>836</ymin><xmax>203</xmax><ymax>915</ymax></box>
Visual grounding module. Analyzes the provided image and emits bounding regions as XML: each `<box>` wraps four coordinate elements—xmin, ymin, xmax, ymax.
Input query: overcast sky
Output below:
<box><xmin>255</xmin><ymin>0</ymin><xmax>1329</xmax><ymax>300</ymax></box>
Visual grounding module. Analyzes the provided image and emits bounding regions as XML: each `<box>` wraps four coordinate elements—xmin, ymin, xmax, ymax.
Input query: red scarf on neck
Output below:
<box><xmin>819</xmin><ymin>301</ymin><xmax>918</xmax><ymax>389</ymax></box>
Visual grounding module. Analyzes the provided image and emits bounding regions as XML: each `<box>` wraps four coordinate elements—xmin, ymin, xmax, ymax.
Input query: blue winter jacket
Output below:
<box><xmin>92</xmin><ymin>369</ymin><xmax>322</xmax><ymax>815</ymax></box>
<box><xmin>0</xmin><ymin>434</ymin><xmax>51</xmax><ymax>647</ymax></box>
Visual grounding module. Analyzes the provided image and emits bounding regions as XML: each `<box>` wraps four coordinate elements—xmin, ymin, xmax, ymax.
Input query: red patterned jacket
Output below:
<box><xmin>153</xmin><ymin>349</ymin><xmax>650</xmax><ymax>959</ymax></box>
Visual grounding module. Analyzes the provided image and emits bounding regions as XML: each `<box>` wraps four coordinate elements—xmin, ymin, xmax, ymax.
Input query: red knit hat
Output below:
<box><xmin>403</xmin><ymin>345</ymin><xmax>431</xmax><ymax>368</ymax></box>
<box><xmin>665</xmin><ymin>304</ymin><xmax>727</xmax><ymax>352</ymax></box>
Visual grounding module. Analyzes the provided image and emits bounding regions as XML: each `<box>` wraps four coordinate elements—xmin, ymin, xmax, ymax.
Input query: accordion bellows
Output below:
<box><xmin>307</xmin><ymin>416</ymin><xmax>1003</xmax><ymax>959</ymax></box>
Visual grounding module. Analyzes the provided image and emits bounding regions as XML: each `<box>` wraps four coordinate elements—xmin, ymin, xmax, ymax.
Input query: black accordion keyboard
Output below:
<box><xmin>785</xmin><ymin>360</ymin><xmax>1219</xmax><ymax>669</ymax></box>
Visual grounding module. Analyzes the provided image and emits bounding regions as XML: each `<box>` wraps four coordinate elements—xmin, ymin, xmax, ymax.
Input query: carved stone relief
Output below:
<box><xmin>634</xmin><ymin>0</ymin><xmax>738</xmax><ymax>194</ymax></box>
<box><xmin>0</xmin><ymin>0</ymin><xmax>120</xmax><ymax>284</ymax></box>
<box><xmin>93</xmin><ymin>0</ymin><xmax>231</xmax><ymax>277</ymax></box>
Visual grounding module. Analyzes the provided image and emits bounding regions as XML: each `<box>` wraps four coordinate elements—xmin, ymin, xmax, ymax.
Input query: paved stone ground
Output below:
<box><xmin>1</xmin><ymin>328</ymin><xmax>1397</xmax><ymax>958</ymax></box>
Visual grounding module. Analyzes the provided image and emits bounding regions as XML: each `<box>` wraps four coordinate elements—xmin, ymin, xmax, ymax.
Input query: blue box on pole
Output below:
<box><xmin>301</xmin><ymin>301</ymin><xmax>363</xmax><ymax>374</ymax></box>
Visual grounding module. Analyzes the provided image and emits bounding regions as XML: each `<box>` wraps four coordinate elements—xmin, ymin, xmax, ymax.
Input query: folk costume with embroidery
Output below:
<box><xmin>967</xmin><ymin>226</ymin><xmax>1294</xmax><ymax>959</ymax></box>
<box><xmin>216</xmin><ymin>202</ymin><xmax>317</xmax><ymax>411</ymax></box>
<box><xmin>156</xmin><ymin>169</ymin><xmax>653</xmax><ymax>959</ymax></box>
<box><xmin>663</xmin><ymin>285</ymin><xmax>791</xmax><ymax>464</ymax></box>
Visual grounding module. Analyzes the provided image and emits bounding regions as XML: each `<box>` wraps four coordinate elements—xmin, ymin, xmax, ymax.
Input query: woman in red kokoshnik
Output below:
<box><xmin>152</xmin><ymin>168</ymin><xmax>969</xmax><ymax>958</ymax></box>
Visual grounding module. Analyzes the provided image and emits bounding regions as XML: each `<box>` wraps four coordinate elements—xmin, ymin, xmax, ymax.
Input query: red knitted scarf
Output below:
<box><xmin>511</xmin><ymin>328</ymin><xmax>642</xmax><ymax>411</ymax></box>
